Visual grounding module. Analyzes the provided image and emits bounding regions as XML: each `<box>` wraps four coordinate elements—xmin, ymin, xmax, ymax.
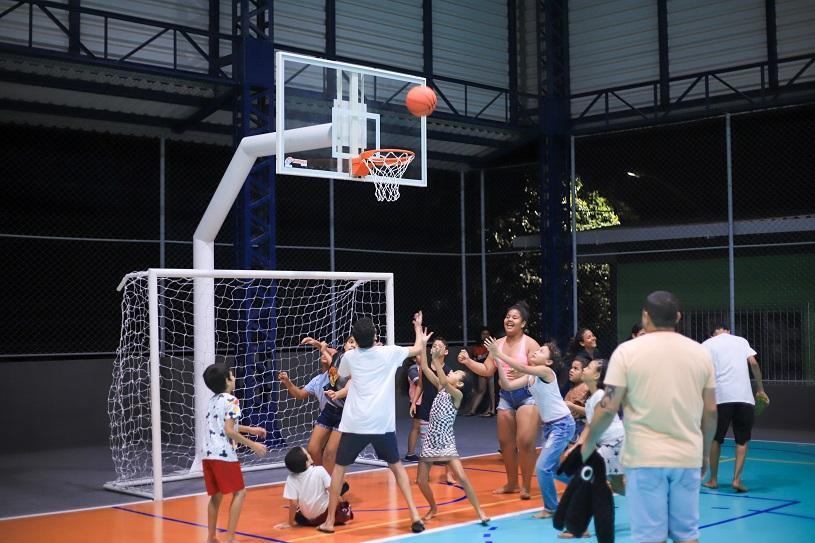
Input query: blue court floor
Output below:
<box><xmin>375</xmin><ymin>439</ymin><xmax>815</xmax><ymax>543</ymax></box>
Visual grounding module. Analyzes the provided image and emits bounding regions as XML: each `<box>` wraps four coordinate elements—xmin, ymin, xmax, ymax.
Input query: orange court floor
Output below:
<box><xmin>1</xmin><ymin>453</ymin><xmax>560</xmax><ymax>543</ymax></box>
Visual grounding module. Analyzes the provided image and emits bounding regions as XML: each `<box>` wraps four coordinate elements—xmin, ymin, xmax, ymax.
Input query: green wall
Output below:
<box><xmin>616</xmin><ymin>253</ymin><xmax>815</xmax><ymax>379</ymax></box>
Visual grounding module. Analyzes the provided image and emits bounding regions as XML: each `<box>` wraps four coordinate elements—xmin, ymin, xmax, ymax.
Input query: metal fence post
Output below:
<box><xmin>726</xmin><ymin>113</ymin><xmax>735</xmax><ymax>331</ymax></box>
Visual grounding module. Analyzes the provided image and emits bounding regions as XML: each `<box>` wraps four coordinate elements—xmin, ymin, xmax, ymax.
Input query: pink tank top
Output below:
<box><xmin>496</xmin><ymin>335</ymin><xmax>529</xmax><ymax>374</ymax></box>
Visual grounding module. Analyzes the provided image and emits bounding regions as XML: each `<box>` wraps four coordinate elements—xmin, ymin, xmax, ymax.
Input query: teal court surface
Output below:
<box><xmin>375</xmin><ymin>439</ymin><xmax>815</xmax><ymax>543</ymax></box>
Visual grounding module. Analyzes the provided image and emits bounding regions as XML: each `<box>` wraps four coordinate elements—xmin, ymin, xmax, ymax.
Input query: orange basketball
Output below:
<box><xmin>406</xmin><ymin>85</ymin><xmax>437</xmax><ymax>117</ymax></box>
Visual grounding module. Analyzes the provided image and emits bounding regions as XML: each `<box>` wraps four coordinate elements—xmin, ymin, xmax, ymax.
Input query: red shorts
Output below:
<box><xmin>202</xmin><ymin>459</ymin><xmax>245</xmax><ymax>496</ymax></box>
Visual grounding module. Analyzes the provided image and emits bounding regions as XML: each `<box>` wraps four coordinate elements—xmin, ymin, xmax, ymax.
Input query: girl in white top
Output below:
<box><xmin>576</xmin><ymin>358</ymin><xmax>626</xmax><ymax>495</ymax></box>
<box><xmin>488</xmin><ymin>338</ymin><xmax>575</xmax><ymax>520</ymax></box>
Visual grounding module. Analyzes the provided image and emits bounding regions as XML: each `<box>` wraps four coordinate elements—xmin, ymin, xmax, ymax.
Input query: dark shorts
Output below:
<box><xmin>315</xmin><ymin>403</ymin><xmax>343</xmax><ymax>430</ymax></box>
<box><xmin>715</xmin><ymin>402</ymin><xmax>754</xmax><ymax>445</ymax></box>
<box><xmin>335</xmin><ymin>431</ymin><xmax>401</xmax><ymax>466</ymax></box>
<box><xmin>294</xmin><ymin>500</ymin><xmax>353</xmax><ymax>526</ymax></box>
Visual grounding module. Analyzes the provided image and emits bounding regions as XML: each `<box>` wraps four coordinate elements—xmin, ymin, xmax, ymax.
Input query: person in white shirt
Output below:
<box><xmin>702</xmin><ymin>324</ymin><xmax>769</xmax><ymax>493</ymax></box>
<box><xmin>575</xmin><ymin>358</ymin><xmax>626</xmax><ymax>496</ymax></box>
<box><xmin>275</xmin><ymin>446</ymin><xmax>352</xmax><ymax>529</ymax></box>
<box><xmin>316</xmin><ymin>312</ymin><xmax>430</xmax><ymax>535</ymax></box>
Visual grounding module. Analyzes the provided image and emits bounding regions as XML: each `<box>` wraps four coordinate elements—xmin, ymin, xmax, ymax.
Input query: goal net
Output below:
<box><xmin>106</xmin><ymin>269</ymin><xmax>393</xmax><ymax>499</ymax></box>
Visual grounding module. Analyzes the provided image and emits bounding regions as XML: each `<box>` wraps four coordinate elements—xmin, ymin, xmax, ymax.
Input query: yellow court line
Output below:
<box><xmin>286</xmin><ymin>495</ymin><xmax>539</xmax><ymax>542</ymax></box>
<box><xmin>720</xmin><ymin>455</ymin><xmax>815</xmax><ymax>466</ymax></box>
<box><xmin>747</xmin><ymin>457</ymin><xmax>815</xmax><ymax>466</ymax></box>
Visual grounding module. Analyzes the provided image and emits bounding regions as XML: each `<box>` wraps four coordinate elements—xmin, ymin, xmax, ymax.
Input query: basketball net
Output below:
<box><xmin>351</xmin><ymin>149</ymin><xmax>415</xmax><ymax>202</ymax></box>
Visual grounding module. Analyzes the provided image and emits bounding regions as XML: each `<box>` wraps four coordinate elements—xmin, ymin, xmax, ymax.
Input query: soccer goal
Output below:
<box><xmin>106</xmin><ymin>268</ymin><xmax>394</xmax><ymax>499</ymax></box>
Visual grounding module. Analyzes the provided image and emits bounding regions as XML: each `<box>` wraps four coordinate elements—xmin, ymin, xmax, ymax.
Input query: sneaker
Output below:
<box><xmin>403</xmin><ymin>453</ymin><xmax>419</xmax><ymax>462</ymax></box>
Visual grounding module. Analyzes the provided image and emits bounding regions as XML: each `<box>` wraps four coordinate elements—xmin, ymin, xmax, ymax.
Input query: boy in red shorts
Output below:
<box><xmin>203</xmin><ymin>363</ymin><xmax>268</xmax><ymax>543</ymax></box>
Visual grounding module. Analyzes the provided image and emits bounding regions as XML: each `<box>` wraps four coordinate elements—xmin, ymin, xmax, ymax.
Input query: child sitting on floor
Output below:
<box><xmin>274</xmin><ymin>447</ymin><xmax>352</xmax><ymax>529</ymax></box>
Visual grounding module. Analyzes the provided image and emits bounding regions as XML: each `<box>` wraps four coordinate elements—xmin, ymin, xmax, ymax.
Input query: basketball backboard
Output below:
<box><xmin>276</xmin><ymin>51</ymin><xmax>427</xmax><ymax>188</ymax></box>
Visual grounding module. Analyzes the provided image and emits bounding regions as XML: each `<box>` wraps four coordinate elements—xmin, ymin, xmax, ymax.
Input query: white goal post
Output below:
<box><xmin>106</xmin><ymin>268</ymin><xmax>394</xmax><ymax>500</ymax></box>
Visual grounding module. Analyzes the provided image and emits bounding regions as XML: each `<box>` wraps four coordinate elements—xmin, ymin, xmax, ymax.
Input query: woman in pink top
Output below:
<box><xmin>458</xmin><ymin>301</ymin><xmax>541</xmax><ymax>499</ymax></box>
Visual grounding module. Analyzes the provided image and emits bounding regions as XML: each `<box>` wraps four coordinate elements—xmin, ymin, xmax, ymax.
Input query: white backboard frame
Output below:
<box><xmin>275</xmin><ymin>51</ymin><xmax>427</xmax><ymax>188</ymax></box>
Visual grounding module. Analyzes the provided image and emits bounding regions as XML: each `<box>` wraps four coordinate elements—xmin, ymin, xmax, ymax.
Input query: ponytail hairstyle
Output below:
<box><xmin>593</xmin><ymin>358</ymin><xmax>610</xmax><ymax>389</ymax></box>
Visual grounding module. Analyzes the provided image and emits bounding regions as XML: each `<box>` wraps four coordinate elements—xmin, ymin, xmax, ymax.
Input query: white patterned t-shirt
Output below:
<box><xmin>205</xmin><ymin>393</ymin><xmax>242</xmax><ymax>461</ymax></box>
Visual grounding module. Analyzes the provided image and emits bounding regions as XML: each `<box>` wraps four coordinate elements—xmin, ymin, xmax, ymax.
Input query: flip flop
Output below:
<box><xmin>316</xmin><ymin>526</ymin><xmax>335</xmax><ymax>534</ymax></box>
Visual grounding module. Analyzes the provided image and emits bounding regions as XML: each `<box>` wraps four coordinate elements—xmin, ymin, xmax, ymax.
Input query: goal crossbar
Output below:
<box><xmin>108</xmin><ymin>268</ymin><xmax>395</xmax><ymax>500</ymax></box>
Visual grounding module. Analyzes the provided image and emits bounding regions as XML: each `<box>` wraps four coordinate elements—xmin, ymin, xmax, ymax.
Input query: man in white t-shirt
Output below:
<box><xmin>583</xmin><ymin>291</ymin><xmax>717</xmax><ymax>543</ymax></box>
<box><xmin>317</xmin><ymin>312</ymin><xmax>430</xmax><ymax>535</ymax></box>
<box><xmin>702</xmin><ymin>324</ymin><xmax>769</xmax><ymax>493</ymax></box>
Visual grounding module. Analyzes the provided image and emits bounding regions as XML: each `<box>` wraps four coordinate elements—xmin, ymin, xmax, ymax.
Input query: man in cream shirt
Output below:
<box><xmin>583</xmin><ymin>291</ymin><xmax>717</xmax><ymax>543</ymax></box>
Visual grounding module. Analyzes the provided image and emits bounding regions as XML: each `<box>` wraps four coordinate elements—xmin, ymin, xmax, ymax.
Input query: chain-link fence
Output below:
<box><xmin>572</xmin><ymin>104</ymin><xmax>815</xmax><ymax>383</ymax></box>
<box><xmin>3</xmin><ymin>105</ymin><xmax>813</xmax><ymax>385</ymax></box>
<box><xmin>0</xmin><ymin>125</ymin><xmax>476</xmax><ymax>356</ymax></box>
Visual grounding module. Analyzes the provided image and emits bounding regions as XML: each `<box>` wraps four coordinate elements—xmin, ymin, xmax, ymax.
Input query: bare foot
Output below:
<box><xmin>732</xmin><ymin>481</ymin><xmax>748</xmax><ymax>493</ymax></box>
<box><xmin>316</xmin><ymin>523</ymin><xmax>335</xmax><ymax>534</ymax></box>
<box><xmin>558</xmin><ymin>531</ymin><xmax>591</xmax><ymax>539</ymax></box>
<box><xmin>520</xmin><ymin>487</ymin><xmax>531</xmax><ymax>500</ymax></box>
<box><xmin>702</xmin><ymin>480</ymin><xmax>718</xmax><ymax>489</ymax></box>
<box><xmin>492</xmin><ymin>485</ymin><xmax>520</xmax><ymax>495</ymax></box>
<box><xmin>206</xmin><ymin>537</ymin><xmax>221</xmax><ymax>543</ymax></box>
<box><xmin>422</xmin><ymin>508</ymin><xmax>438</xmax><ymax>521</ymax></box>
<box><xmin>446</xmin><ymin>476</ymin><xmax>457</xmax><ymax>485</ymax></box>
<box><xmin>532</xmin><ymin>510</ymin><xmax>554</xmax><ymax>519</ymax></box>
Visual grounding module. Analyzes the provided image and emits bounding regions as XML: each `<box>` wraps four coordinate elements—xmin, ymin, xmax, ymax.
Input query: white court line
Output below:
<box><xmin>365</xmin><ymin>506</ymin><xmax>543</xmax><ymax>543</ymax></box>
<box><xmin>0</xmin><ymin>451</ymin><xmax>505</xmax><ymax>522</ymax></box>
<box><xmin>748</xmin><ymin>438</ymin><xmax>815</xmax><ymax>446</ymax></box>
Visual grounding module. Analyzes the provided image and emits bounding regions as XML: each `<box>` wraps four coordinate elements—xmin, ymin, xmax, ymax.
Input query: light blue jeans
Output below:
<box><xmin>537</xmin><ymin>414</ymin><xmax>575</xmax><ymax>512</ymax></box>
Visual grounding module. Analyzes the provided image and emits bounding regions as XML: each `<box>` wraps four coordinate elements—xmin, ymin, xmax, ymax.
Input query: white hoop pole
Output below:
<box><xmin>147</xmin><ymin>269</ymin><xmax>163</xmax><ymax>501</ymax></box>
<box><xmin>191</xmin><ymin>124</ymin><xmax>332</xmax><ymax>476</ymax></box>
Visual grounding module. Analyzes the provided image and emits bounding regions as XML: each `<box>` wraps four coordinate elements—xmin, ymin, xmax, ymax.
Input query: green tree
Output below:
<box><xmin>486</xmin><ymin>175</ymin><xmax>619</xmax><ymax>341</ymax></box>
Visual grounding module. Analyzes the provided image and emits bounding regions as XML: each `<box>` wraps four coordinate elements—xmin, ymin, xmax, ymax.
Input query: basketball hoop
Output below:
<box><xmin>351</xmin><ymin>149</ymin><xmax>415</xmax><ymax>202</ymax></box>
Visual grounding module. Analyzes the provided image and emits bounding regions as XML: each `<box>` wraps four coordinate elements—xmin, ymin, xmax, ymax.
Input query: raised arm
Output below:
<box><xmin>406</xmin><ymin>311</ymin><xmax>430</xmax><ymax>358</ymax></box>
<box><xmin>582</xmin><ymin>384</ymin><xmax>626</xmax><ymax>461</ymax></box>
<box><xmin>278</xmin><ymin>371</ymin><xmax>311</xmax><ymax>400</ymax></box>
<box><xmin>485</xmin><ymin>337</ymin><xmax>553</xmax><ymax>381</ymax></box>
<box><xmin>418</xmin><ymin>335</ymin><xmax>440</xmax><ymax>390</ymax></box>
<box><xmin>495</xmin><ymin>356</ymin><xmax>530</xmax><ymax>391</ymax></box>
<box><xmin>457</xmin><ymin>347</ymin><xmax>496</xmax><ymax>377</ymax></box>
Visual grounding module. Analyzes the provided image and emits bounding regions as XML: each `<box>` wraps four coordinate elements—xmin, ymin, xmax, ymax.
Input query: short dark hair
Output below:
<box><xmin>432</xmin><ymin>336</ymin><xmax>449</xmax><ymax>349</ymax></box>
<box><xmin>203</xmin><ymin>363</ymin><xmax>231</xmax><ymax>394</ymax></box>
<box><xmin>711</xmin><ymin>322</ymin><xmax>729</xmax><ymax>333</ymax></box>
<box><xmin>630</xmin><ymin>322</ymin><xmax>643</xmax><ymax>337</ymax></box>
<box><xmin>643</xmin><ymin>290</ymin><xmax>680</xmax><ymax>328</ymax></box>
<box><xmin>543</xmin><ymin>339</ymin><xmax>562</xmax><ymax>372</ymax></box>
<box><xmin>351</xmin><ymin>317</ymin><xmax>376</xmax><ymax>348</ymax></box>
<box><xmin>284</xmin><ymin>446</ymin><xmax>309</xmax><ymax>474</ymax></box>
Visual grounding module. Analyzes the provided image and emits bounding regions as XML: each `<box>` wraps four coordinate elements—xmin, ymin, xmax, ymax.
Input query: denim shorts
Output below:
<box><xmin>625</xmin><ymin>467</ymin><xmax>701</xmax><ymax>542</ymax></box>
<box><xmin>315</xmin><ymin>403</ymin><xmax>343</xmax><ymax>430</ymax></box>
<box><xmin>497</xmin><ymin>388</ymin><xmax>536</xmax><ymax>411</ymax></box>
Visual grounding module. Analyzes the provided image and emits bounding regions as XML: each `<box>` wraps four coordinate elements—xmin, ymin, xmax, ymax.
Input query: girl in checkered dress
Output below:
<box><xmin>416</xmin><ymin>336</ymin><xmax>489</xmax><ymax>525</ymax></box>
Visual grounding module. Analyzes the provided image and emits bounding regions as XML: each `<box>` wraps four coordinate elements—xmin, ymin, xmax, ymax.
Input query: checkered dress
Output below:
<box><xmin>419</xmin><ymin>389</ymin><xmax>459</xmax><ymax>458</ymax></box>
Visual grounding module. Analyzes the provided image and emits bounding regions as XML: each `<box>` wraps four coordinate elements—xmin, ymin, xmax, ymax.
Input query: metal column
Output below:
<box><xmin>536</xmin><ymin>0</ymin><xmax>573</xmax><ymax>344</ymax></box>
<box><xmin>232</xmin><ymin>0</ymin><xmax>280</xmax><ymax>447</ymax></box>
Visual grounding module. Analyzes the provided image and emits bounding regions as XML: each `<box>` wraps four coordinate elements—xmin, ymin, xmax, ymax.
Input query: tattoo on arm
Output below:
<box><xmin>599</xmin><ymin>385</ymin><xmax>617</xmax><ymax>410</ymax></box>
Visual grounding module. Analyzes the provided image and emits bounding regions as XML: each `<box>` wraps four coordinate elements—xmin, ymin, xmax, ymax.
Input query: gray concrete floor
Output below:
<box><xmin>0</xmin><ymin>410</ymin><xmax>503</xmax><ymax>519</ymax></box>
